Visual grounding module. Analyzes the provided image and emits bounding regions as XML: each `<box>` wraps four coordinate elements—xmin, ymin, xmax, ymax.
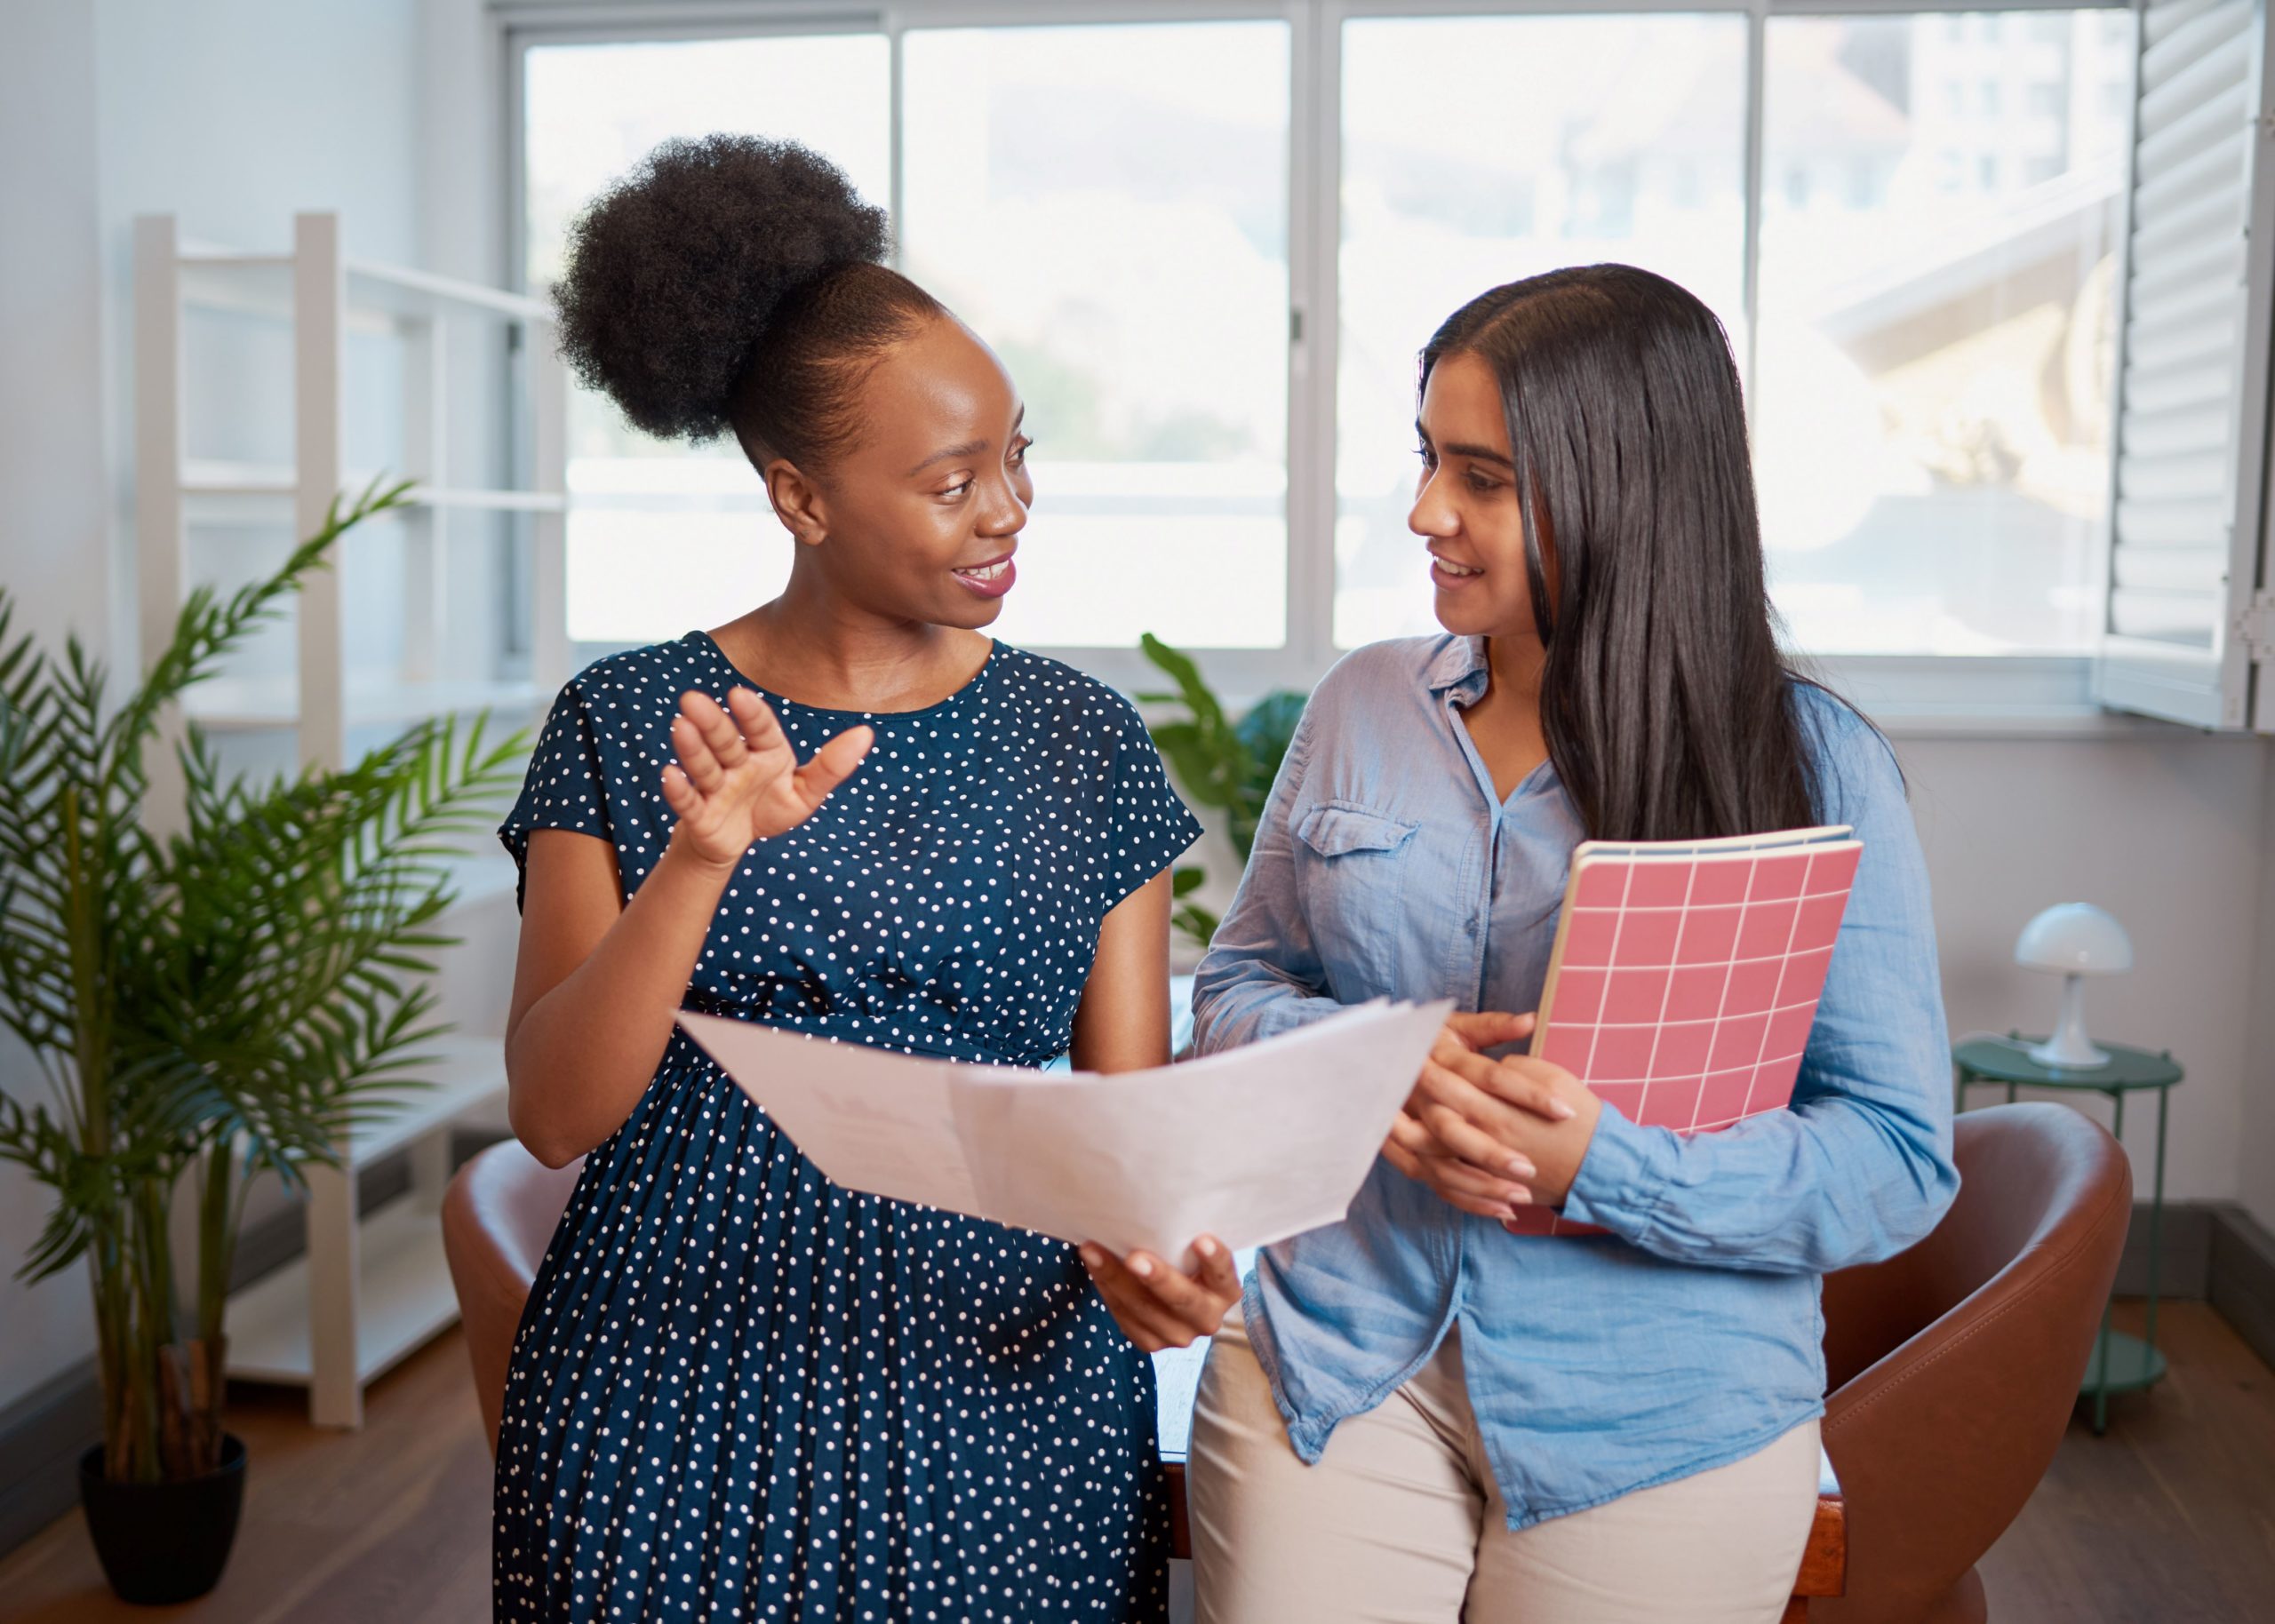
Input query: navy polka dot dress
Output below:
<box><xmin>491</xmin><ymin>631</ymin><xmax>1201</xmax><ymax>1622</ymax></box>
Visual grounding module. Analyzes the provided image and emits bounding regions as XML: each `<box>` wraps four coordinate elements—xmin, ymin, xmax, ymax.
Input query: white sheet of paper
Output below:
<box><xmin>676</xmin><ymin>999</ymin><xmax>1453</xmax><ymax>1259</ymax></box>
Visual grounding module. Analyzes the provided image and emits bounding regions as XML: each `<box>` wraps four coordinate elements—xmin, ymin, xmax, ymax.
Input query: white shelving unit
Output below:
<box><xmin>223</xmin><ymin>1034</ymin><xmax>515</xmax><ymax>1395</ymax></box>
<box><xmin>134</xmin><ymin>211</ymin><xmax>569</xmax><ymax>1428</ymax></box>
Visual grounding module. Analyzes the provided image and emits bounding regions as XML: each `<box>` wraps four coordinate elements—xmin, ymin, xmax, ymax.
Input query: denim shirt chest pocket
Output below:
<box><xmin>1291</xmin><ymin>800</ymin><xmax>1417</xmax><ymax>999</ymax></box>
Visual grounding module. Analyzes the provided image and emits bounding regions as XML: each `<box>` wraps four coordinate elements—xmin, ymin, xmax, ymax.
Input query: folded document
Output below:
<box><xmin>677</xmin><ymin>998</ymin><xmax>1451</xmax><ymax>1260</ymax></box>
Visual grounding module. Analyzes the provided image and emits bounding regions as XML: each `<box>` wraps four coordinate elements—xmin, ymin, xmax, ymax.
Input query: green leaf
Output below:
<box><xmin>0</xmin><ymin>474</ymin><xmax>493</xmax><ymax>1465</ymax></box>
<box><xmin>1171</xmin><ymin>903</ymin><xmax>1220</xmax><ymax>954</ymax></box>
<box><xmin>1235</xmin><ymin>689</ymin><xmax>1307</xmax><ymax>781</ymax></box>
<box><xmin>1138</xmin><ymin>633</ymin><xmax>1230</xmax><ymax>734</ymax></box>
<box><xmin>1134</xmin><ymin>635</ymin><xmax>1306</xmax><ymax>862</ymax></box>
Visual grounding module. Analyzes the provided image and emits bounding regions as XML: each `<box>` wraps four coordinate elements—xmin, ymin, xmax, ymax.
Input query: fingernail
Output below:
<box><xmin>1507</xmin><ymin>1158</ymin><xmax>1536</xmax><ymax>1179</ymax></box>
<box><xmin>1507</xmin><ymin>1189</ymin><xmax>1532</xmax><ymax>1206</ymax></box>
<box><xmin>1079</xmin><ymin>1245</ymin><xmax>1100</xmax><ymax>1267</ymax></box>
<box><xmin>1130</xmin><ymin>1255</ymin><xmax>1153</xmax><ymax>1278</ymax></box>
<box><xmin>1195</xmin><ymin>1238</ymin><xmax>1218</xmax><ymax>1258</ymax></box>
<box><xmin>1553</xmin><ymin>1101</ymin><xmax>1577</xmax><ymax>1119</ymax></box>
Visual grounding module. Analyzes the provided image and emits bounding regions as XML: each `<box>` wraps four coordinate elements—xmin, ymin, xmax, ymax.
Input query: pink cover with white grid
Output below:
<box><xmin>1506</xmin><ymin>826</ymin><xmax>1862</xmax><ymax>1238</ymax></box>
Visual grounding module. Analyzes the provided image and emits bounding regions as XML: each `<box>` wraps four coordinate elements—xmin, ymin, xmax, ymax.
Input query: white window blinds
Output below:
<box><xmin>2095</xmin><ymin>0</ymin><xmax>2275</xmax><ymax>728</ymax></box>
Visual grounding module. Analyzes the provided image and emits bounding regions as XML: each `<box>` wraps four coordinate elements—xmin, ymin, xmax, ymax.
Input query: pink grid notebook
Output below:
<box><xmin>1507</xmin><ymin>825</ymin><xmax>1863</xmax><ymax>1238</ymax></box>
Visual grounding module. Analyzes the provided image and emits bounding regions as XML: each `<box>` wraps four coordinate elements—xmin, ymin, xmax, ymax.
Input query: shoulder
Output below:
<box><xmin>564</xmin><ymin>633</ymin><xmax>713</xmax><ymax>709</ymax></box>
<box><xmin>1319</xmin><ymin>634</ymin><xmax>1454</xmax><ymax>695</ymax></box>
<box><xmin>547</xmin><ymin>634</ymin><xmax>714</xmax><ymax>752</ymax></box>
<box><xmin>987</xmin><ymin>644</ymin><xmax>1149</xmax><ymax>739</ymax></box>
<box><xmin>1300</xmin><ymin>635</ymin><xmax>1451</xmax><ymax>728</ymax></box>
<box><xmin>1788</xmin><ymin>678</ymin><xmax>1903</xmax><ymax>826</ymax></box>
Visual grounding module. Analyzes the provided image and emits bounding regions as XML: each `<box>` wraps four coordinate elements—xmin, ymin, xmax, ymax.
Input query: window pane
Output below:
<box><xmin>1334</xmin><ymin>14</ymin><xmax>1749</xmax><ymax>649</ymax></box>
<box><xmin>523</xmin><ymin>36</ymin><xmax>890</xmax><ymax>645</ymax></box>
<box><xmin>901</xmin><ymin>22</ymin><xmax>1290</xmax><ymax>649</ymax></box>
<box><xmin>1755</xmin><ymin>12</ymin><xmax>2131</xmax><ymax>654</ymax></box>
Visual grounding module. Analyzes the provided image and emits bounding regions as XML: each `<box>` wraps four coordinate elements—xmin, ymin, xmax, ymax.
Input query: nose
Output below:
<box><xmin>978</xmin><ymin>466</ymin><xmax>1028</xmax><ymax>539</ymax></box>
<box><xmin>1409</xmin><ymin>468</ymin><xmax>1458</xmax><ymax>541</ymax></box>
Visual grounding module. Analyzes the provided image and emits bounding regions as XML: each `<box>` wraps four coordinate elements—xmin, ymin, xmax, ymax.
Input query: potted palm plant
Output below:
<box><xmin>0</xmin><ymin>481</ymin><xmax>523</xmax><ymax>1604</ymax></box>
<box><xmin>1136</xmin><ymin>633</ymin><xmax>1307</xmax><ymax>951</ymax></box>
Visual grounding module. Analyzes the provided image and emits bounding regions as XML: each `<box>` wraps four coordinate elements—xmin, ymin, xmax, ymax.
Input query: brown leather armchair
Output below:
<box><xmin>441</xmin><ymin>1103</ymin><xmax>2129</xmax><ymax>1623</ymax></box>
<box><xmin>439</xmin><ymin>1139</ymin><xmax>584</xmax><ymax>1451</ymax></box>
<box><xmin>1815</xmin><ymin>1101</ymin><xmax>2132</xmax><ymax>1623</ymax></box>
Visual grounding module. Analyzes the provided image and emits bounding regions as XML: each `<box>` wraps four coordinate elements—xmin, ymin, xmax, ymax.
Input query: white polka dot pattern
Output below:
<box><xmin>490</xmin><ymin>631</ymin><xmax>1201</xmax><ymax>1620</ymax></box>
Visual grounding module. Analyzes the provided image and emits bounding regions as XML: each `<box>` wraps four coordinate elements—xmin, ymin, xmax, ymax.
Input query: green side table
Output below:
<box><xmin>1952</xmin><ymin>1034</ymin><xmax>2182</xmax><ymax>1434</ymax></box>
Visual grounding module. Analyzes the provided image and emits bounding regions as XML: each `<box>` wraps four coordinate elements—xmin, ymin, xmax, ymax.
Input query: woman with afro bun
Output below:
<box><xmin>492</xmin><ymin>135</ymin><xmax>1229</xmax><ymax>1622</ymax></box>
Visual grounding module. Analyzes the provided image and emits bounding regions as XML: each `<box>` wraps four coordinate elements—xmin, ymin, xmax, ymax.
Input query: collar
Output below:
<box><xmin>1426</xmin><ymin>634</ymin><xmax>1492</xmax><ymax>702</ymax></box>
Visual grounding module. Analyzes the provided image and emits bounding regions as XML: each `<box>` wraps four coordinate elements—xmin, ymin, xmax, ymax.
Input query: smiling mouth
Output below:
<box><xmin>1431</xmin><ymin>554</ymin><xmax>1484</xmax><ymax>579</ymax></box>
<box><xmin>951</xmin><ymin>554</ymin><xmax>1018</xmax><ymax>598</ymax></box>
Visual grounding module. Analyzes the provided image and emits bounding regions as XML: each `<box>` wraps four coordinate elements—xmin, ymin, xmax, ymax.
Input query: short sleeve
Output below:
<box><xmin>1096</xmin><ymin>695</ymin><xmax>1203</xmax><ymax>913</ymax></box>
<box><xmin>497</xmin><ymin>680</ymin><xmax>614</xmax><ymax>912</ymax></box>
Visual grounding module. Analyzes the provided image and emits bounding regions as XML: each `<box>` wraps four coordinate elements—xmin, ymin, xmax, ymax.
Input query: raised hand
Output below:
<box><xmin>659</xmin><ymin>688</ymin><xmax>873</xmax><ymax>871</ymax></box>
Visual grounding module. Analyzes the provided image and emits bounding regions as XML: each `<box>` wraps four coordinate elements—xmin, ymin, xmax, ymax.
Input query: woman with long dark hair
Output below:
<box><xmin>1185</xmin><ymin>265</ymin><xmax>1958</xmax><ymax>1622</ymax></box>
<box><xmin>493</xmin><ymin>135</ymin><xmax>1239</xmax><ymax>1622</ymax></box>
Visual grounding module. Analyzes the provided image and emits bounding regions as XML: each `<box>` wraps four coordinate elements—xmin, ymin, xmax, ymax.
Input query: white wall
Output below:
<box><xmin>1898</xmin><ymin>728</ymin><xmax>2267</xmax><ymax>1204</ymax></box>
<box><xmin>2242</xmin><ymin>779</ymin><xmax>2275</xmax><ymax>1233</ymax></box>
<box><xmin>92</xmin><ymin>1</ymin><xmax>422</xmax><ymax>264</ymax></box>
<box><xmin>0</xmin><ymin>0</ymin><xmax>429</xmax><ymax>1415</ymax></box>
<box><xmin>0</xmin><ymin>0</ymin><xmax>115</xmax><ymax>1417</ymax></box>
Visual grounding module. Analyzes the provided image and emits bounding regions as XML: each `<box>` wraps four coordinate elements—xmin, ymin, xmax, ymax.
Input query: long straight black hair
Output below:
<box><xmin>1422</xmin><ymin>264</ymin><xmax>1859</xmax><ymax>841</ymax></box>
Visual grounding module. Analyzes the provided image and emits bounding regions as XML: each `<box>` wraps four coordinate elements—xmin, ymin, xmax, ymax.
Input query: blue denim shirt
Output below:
<box><xmin>1190</xmin><ymin>635</ymin><xmax>1959</xmax><ymax>1529</ymax></box>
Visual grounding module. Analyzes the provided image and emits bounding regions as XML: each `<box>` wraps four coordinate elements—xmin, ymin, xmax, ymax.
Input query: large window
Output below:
<box><xmin>1753</xmin><ymin>12</ymin><xmax>2132</xmax><ymax>654</ymax></box>
<box><xmin>515</xmin><ymin>3</ymin><xmax>2138</xmax><ymax>679</ymax></box>
<box><xmin>901</xmin><ymin>22</ymin><xmax>1290</xmax><ymax>649</ymax></box>
<box><xmin>1336</xmin><ymin>12</ymin><xmax>1750</xmax><ymax>647</ymax></box>
<box><xmin>522</xmin><ymin>34</ymin><xmax>890</xmax><ymax>646</ymax></box>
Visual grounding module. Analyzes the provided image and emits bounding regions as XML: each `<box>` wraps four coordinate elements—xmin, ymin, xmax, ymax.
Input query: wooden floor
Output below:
<box><xmin>0</xmin><ymin>1301</ymin><xmax>2267</xmax><ymax>1622</ymax></box>
<box><xmin>1978</xmin><ymin>1299</ymin><xmax>2275</xmax><ymax>1623</ymax></box>
<box><xmin>0</xmin><ymin>1333</ymin><xmax>493</xmax><ymax>1623</ymax></box>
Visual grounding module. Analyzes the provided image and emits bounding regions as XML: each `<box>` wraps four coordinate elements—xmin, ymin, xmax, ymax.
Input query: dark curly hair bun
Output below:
<box><xmin>554</xmin><ymin>134</ymin><xmax>907</xmax><ymax>449</ymax></box>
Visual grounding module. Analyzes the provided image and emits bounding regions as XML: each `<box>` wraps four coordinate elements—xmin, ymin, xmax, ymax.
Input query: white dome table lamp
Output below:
<box><xmin>2014</xmin><ymin>904</ymin><xmax>2133</xmax><ymax>1069</ymax></box>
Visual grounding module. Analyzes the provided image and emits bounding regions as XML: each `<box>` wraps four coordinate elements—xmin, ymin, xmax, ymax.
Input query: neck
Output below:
<box><xmin>730</xmin><ymin>556</ymin><xmax>973</xmax><ymax>708</ymax></box>
<box><xmin>1483</xmin><ymin>629</ymin><xmax>1547</xmax><ymax>709</ymax></box>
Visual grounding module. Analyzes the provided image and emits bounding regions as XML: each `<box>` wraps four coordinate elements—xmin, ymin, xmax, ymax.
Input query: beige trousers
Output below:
<box><xmin>1188</xmin><ymin>1308</ymin><xmax>1822</xmax><ymax>1624</ymax></box>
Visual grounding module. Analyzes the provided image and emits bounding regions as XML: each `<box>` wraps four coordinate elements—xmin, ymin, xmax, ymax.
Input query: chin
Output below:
<box><xmin>1434</xmin><ymin>582</ymin><xmax>1533</xmax><ymax>640</ymax></box>
<box><xmin>938</xmin><ymin>594</ymin><xmax>1008</xmax><ymax>631</ymax></box>
<box><xmin>1432</xmin><ymin>596</ymin><xmax>1494</xmax><ymax>638</ymax></box>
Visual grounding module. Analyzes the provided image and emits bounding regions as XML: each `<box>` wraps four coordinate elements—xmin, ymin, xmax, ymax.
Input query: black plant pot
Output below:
<box><xmin>77</xmin><ymin>1433</ymin><xmax>247</xmax><ymax>1605</ymax></box>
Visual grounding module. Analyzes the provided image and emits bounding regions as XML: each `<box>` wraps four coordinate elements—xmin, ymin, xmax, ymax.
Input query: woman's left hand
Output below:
<box><xmin>1079</xmin><ymin>1235</ymin><xmax>1241</xmax><ymax>1351</ymax></box>
<box><xmin>1469</xmin><ymin>1052</ymin><xmax>1602</xmax><ymax>1210</ymax></box>
<box><xmin>1393</xmin><ymin>1041</ymin><xmax>1604</xmax><ymax>1210</ymax></box>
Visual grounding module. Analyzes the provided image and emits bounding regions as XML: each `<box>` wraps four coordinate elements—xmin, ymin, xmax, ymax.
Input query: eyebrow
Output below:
<box><xmin>906</xmin><ymin>404</ymin><xmax>1028</xmax><ymax>477</ymax></box>
<box><xmin>1416</xmin><ymin>420</ymin><xmax>1516</xmax><ymax>471</ymax></box>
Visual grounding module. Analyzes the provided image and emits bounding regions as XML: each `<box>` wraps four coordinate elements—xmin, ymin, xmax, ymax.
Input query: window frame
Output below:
<box><xmin>500</xmin><ymin>0</ymin><xmax>2143</xmax><ymax>729</ymax></box>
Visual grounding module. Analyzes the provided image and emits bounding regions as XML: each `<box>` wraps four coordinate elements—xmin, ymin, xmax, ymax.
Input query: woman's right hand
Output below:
<box><xmin>1381</xmin><ymin>1011</ymin><xmax>1577</xmax><ymax>1219</ymax></box>
<box><xmin>659</xmin><ymin>687</ymin><xmax>874</xmax><ymax>870</ymax></box>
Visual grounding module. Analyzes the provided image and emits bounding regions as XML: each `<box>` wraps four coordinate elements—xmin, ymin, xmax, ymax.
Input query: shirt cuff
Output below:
<box><xmin>1559</xmin><ymin>1101</ymin><xmax>1670</xmax><ymax>1240</ymax></box>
